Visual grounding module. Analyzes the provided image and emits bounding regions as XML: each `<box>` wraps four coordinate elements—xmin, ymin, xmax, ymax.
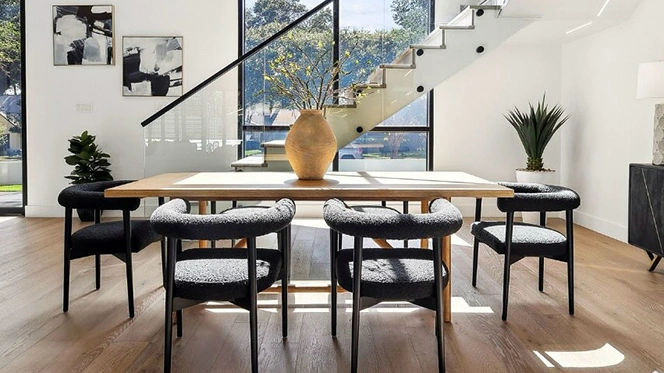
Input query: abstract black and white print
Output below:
<box><xmin>53</xmin><ymin>5</ymin><xmax>114</xmax><ymax>66</ymax></box>
<box><xmin>122</xmin><ymin>37</ymin><xmax>183</xmax><ymax>97</ymax></box>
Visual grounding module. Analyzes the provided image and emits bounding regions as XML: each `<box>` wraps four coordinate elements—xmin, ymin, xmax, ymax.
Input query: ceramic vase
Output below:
<box><xmin>284</xmin><ymin>109</ymin><xmax>337</xmax><ymax>180</ymax></box>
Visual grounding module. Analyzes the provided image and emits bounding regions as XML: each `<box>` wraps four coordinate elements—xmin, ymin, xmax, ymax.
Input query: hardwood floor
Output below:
<box><xmin>0</xmin><ymin>216</ymin><xmax>663</xmax><ymax>372</ymax></box>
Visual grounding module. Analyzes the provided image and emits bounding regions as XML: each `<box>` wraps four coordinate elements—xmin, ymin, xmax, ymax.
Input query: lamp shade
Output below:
<box><xmin>637</xmin><ymin>61</ymin><xmax>664</xmax><ymax>99</ymax></box>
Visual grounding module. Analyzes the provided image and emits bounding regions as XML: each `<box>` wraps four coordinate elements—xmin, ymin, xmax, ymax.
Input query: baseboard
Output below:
<box><xmin>574</xmin><ymin>210</ymin><xmax>627</xmax><ymax>242</ymax></box>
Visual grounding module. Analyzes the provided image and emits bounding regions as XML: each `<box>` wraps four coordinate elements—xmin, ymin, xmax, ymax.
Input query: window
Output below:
<box><xmin>242</xmin><ymin>0</ymin><xmax>434</xmax><ymax>170</ymax></box>
<box><xmin>0</xmin><ymin>0</ymin><xmax>24</xmax><ymax>213</ymax></box>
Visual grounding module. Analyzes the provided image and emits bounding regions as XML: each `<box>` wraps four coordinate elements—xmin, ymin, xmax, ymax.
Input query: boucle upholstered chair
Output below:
<box><xmin>470</xmin><ymin>182</ymin><xmax>581</xmax><ymax>321</ymax></box>
<box><xmin>57</xmin><ymin>180</ymin><xmax>162</xmax><ymax>318</ymax></box>
<box><xmin>150</xmin><ymin>198</ymin><xmax>295</xmax><ymax>373</ymax></box>
<box><xmin>323</xmin><ymin>198</ymin><xmax>463</xmax><ymax>373</ymax></box>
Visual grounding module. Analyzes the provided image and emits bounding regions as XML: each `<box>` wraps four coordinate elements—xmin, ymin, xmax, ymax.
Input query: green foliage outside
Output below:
<box><xmin>505</xmin><ymin>95</ymin><xmax>568</xmax><ymax>171</ymax></box>
<box><xmin>243</xmin><ymin>0</ymin><xmax>430</xmax><ymax>159</ymax></box>
<box><xmin>64</xmin><ymin>131</ymin><xmax>114</xmax><ymax>184</ymax></box>
<box><xmin>0</xmin><ymin>0</ymin><xmax>20</xmax><ymax>93</ymax></box>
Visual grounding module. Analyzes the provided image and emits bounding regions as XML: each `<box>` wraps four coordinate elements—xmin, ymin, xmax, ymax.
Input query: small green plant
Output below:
<box><xmin>64</xmin><ymin>131</ymin><xmax>113</xmax><ymax>184</ymax></box>
<box><xmin>505</xmin><ymin>95</ymin><xmax>569</xmax><ymax>171</ymax></box>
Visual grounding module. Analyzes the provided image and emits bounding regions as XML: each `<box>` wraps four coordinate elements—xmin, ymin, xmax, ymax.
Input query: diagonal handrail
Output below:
<box><xmin>141</xmin><ymin>0</ymin><xmax>334</xmax><ymax>127</ymax></box>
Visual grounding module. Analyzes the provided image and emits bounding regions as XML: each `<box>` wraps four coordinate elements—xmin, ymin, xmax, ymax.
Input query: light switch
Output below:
<box><xmin>76</xmin><ymin>103</ymin><xmax>93</xmax><ymax>113</ymax></box>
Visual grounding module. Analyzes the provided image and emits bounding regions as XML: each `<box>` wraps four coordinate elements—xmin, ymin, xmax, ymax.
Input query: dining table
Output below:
<box><xmin>105</xmin><ymin>171</ymin><xmax>514</xmax><ymax>322</ymax></box>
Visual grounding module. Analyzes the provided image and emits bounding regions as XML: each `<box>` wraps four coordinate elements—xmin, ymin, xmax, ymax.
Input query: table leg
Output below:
<box><xmin>198</xmin><ymin>200</ymin><xmax>207</xmax><ymax>248</ymax></box>
<box><xmin>649</xmin><ymin>255</ymin><xmax>662</xmax><ymax>272</ymax></box>
<box><xmin>420</xmin><ymin>200</ymin><xmax>429</xmax><ymax>249</ymax></box>
<box><xmin>374</xmin><ymin>239</ymin><xmax>393</xmax><ymax>248</ymax></box>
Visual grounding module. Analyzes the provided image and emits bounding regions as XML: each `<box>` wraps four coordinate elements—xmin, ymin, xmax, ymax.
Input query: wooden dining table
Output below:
<box><xmin>105</xmin><ymin>171</ymin><xmax>513</xmax><ymax>322</ymax></box>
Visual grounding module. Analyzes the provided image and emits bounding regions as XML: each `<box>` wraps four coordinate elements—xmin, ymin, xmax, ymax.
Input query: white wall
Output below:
<box><xmin>561</xmin><ymin>0</ymin><xmax>664</xmax><ymax>241</ymax></box>
<box><xmin>434</xmin><ymin>44</ymin><xmax>563</xmax><ymax>215</ymax></box>
<box><xmin>25</xmin><ymin>0</ymin><xmax>238</xmax><ymax>216</ymax></box>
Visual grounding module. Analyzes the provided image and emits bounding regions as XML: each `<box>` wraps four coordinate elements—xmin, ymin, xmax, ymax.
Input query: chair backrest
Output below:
<box><xmin>496</xmin><ymin>182</ymin><xmax>581</xmax><ymax>213</ymax></box>
<box><xmin>58</xmin><ymin>180</ymin><xmax>141</xmax><ymax>211</ymax></box>
<box><xmin>150</xmin><ymin>198</ymin><xmax>296</xmax><ymax>240</ymax></box>
<box><xmin>323</xmin><ymin>198</ymin><xmax>462</xmax><ymax>240</ymax></box>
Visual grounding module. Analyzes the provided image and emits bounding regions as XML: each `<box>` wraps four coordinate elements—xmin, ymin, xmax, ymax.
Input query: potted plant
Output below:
<box><xmin>505</xmin><ymin>95</ymin><xmax>568</xmax><ymax>224</ymax></box>
<box><xmin>264</xmin><ymin>31</ymin><xmax>364</xmax><ymax>179</ymax></box>
<box><xmin>505</xmin><ymin>94</ymin><xmax>568</xmax><ymax>185</ymax></box>
<box><xmin>64</xmin><ymin>131</ymin><xmax>113</xmax><ymax>221</ymax></box>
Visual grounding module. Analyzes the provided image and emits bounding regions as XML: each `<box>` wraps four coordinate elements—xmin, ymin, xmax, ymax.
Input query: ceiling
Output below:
<box><xmin>499</xmin><ymin>0</ymin><xmax>645</xmax><ymax>44</ymax></box>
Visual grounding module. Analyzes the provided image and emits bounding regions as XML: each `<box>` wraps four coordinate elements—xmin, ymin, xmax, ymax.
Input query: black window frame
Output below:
<box><xmin>238</xmin><ymin>0</ymin><xmax>435</xmax><ymax>171</ymax></box>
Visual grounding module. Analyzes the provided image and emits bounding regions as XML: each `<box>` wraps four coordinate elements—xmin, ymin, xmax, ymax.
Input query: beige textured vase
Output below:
<box><xmin>285</xmin><ymin>109</ymin><xmax>337</xmax><ymax>180</ymax></box>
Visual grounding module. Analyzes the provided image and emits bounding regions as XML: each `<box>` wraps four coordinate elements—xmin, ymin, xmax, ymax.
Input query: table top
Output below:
<box><xmin>105</xmin><ymin>171</ymin><xmax>514</xmax><ymax>201</ymax></box>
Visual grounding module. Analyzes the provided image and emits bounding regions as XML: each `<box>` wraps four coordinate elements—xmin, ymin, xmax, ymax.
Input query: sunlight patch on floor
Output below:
<box><xmin>451</xmin><ymin>297</ymin><xmax>493</xmax><ymax>314</ymax></box>
<box><xmin>0</xmin><ymin>216</ymin><xmax>17</xmax><ymax>224</ymax></box>
<box><xmin>533</xmin><ymin>343</ymin><xmax>625</xmax><ymax>368</ymax></box>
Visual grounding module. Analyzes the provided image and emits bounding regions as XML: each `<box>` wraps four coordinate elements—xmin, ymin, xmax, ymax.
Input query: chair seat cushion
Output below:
<box><xmin>174</xmin><ymin>248</ymin><xmax>283</xmax><ymax>301</ymax></box>
<box><xmin>350</xmin><ymin>205</ymin><xmax>401</xmax><ymax>215</ymax></box>
<box><xmin>336</xmin><ymin>249</ymin><xmax>448</xmax><ymax>300</ymax></box>
<box><xmin>470</xmin><ymin>221</ymin><xmax>568</xmax><ymax>257</ymax></box>
<box><xmin>70</xmin><ymin>220</ymin><xmax>161</xmax><ymax>259</ymax></box>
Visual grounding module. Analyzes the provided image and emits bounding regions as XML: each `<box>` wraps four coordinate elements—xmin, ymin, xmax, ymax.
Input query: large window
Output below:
<box><xmin>242</xmin><ymin>0</ymin><xmax>433</xmax><ymax>170</ymax></box>
<box><xmin>0</xmin><ymin>0</ymin><xmax>24</xmax><ymax>213</ymax></box>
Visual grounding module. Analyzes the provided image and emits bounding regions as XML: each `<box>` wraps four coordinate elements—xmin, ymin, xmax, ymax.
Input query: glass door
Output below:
<box><xmin>0</xmin><ymin>0</ymin><xmax>24</xmax><ymax>213</ymax></box>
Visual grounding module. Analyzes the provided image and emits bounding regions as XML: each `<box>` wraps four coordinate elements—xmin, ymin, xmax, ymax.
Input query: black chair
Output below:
<box><xmin>58</xmin><ymin>180</ymin><xmax>162</xmax><ymax>318</ymax></box>
<box><xmin>150</xmin><ymin>198</ymin><xmax>295</xmax><ymax>373</ymax></box>
<box><xmin>470</xmin><ymin>182</ymin><xmax>581</xmax><ymax>321</ymax></box>
<box><xmin>323</xmin><ymin>198</ymin><xmax>463</xmax><ymax>373</ymax></box>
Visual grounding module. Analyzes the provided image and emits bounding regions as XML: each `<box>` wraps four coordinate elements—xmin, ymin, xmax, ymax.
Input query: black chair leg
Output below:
<box><xmin>432</xmin><ymin>237</ymin><xmax>446</xmax><ymax>373</ymax></box>
<box><xmin>158</xmin><ymin>198</ymin><xmax>167</xmax><ymax>287</ymax></box>
<box><xmin>281</xmin><ymin>228</ymin><xmax>289</xmax><ymax>339</ymax></box>
<box><xmin>566</xmin><ymin>210</ymin><xmax>575</xmax><ymax>315</ymax></box>
<box><xmin>329</xmin><ymin>229</ymin><xmax>338</xmax><ymax>337</ymax></box>
<box><xmin>538</xmin><ymin>257</ymin><xmax>545</xmax><ymax>292</ymax></box>
<box><xmin>210</xmin><ymin>201</ymin><xmax>217</xmax><ymax>248</ymax></box>
<box><xmin>95</xmin><ymin>255</ymin><xmax>101</xmax><ymax>290</ymax></box>
<box><xmin>472</xmin><ymin>198</ymin><xmax>482</xmax><ymax>288</ymax></box>
<box><xmin>472</xmin><ymin>238</ymin><xmax>480</xmax><ymax>287</ymax></box>
<box><xmin>351</xmin><ymin>236</ymin><xmax>363</xmax><ymax>373</ymax></box>
<box><xmin>502</xmin><ymin>212</ymin><xmax>514</xmax><ymax>321</ymax></box>
<box><xmin>403</xmin><ymin>201</ymin><xmax>409</xmax><ymax>248</ymax></box>
<box><xmin>176</xmin><ymin>310</ymin><xmax>183</xmax><ymax>337</ymax></box>
<box><xmin>248</xmin><ymin>237</ymin><xmax>259</xmax><ymax>373</ymax></box>
<box><xmin>164</xmin><ymin>238</ymin><xmax>176</xmax><ymax>373</ymax></box>
<box><xmin>123</xmin><ymin>210</ymin><xmax>135</xmax><ymax>318</ymax></box>
<box><xmin>63</xmin><ymin>208</ymin><xmax>72</xmax><ymax>313</ymax></box>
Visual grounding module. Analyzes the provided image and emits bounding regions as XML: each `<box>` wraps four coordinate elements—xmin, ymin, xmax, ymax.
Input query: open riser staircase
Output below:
<box><xmin>328</xmin><ymin>4</ymin><xmax>531</xmax><ymax>149</ymax></box>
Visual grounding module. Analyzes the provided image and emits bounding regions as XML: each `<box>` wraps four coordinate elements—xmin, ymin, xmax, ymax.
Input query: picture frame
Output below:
<box><xmin>52</xmin><ymin>5</ymin><xmax>115</xmax><ymax>66</ymax></box>
<box><xmin>122</xmin><ymin>36</ymin><xmax>184</xmax><ymax>97</ymax></box>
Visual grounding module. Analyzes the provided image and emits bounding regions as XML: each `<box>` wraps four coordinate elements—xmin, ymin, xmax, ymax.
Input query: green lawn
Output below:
<box><xmin>0</xmin><ymin>184</ymin><xmax>22</xmax><ymax>192</ymax></box>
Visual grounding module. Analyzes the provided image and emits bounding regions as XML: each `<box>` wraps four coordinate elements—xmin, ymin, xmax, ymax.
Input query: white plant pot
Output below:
<box><xmin>515</xmin><ymin>169</ymin><xmax>558</xmax><ymax>224</ymax></box>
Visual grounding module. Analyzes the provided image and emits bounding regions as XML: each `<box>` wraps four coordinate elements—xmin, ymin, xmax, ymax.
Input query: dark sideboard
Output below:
<box><xmin>628</xmin><ymin>163</ymin><xmax>664</xmax><ymax>271</ymax></box>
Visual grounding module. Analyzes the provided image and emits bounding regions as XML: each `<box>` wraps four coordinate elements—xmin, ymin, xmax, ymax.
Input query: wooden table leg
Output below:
<box><xmin>198</xmin><ymin>200</ymin><xmax>207</xmax><ymax>248</ymax></box>
<box><xmin>374</xmin><ymin>239</ymin><xmax>393</xmax><ymax>248</ymax></box>
<box><xmin>420</xmin><ymin>200</ymin><xmax>429</xmax><ymax>249</ymax></box>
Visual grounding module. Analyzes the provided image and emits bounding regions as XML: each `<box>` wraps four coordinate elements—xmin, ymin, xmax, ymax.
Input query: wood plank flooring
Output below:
<box><xmin>0</xmin><ymin>216</ymin><xmax>663</xmax><ymax>372</ymax></box>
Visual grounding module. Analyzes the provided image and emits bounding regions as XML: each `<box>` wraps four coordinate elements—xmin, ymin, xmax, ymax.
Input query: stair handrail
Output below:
<box><xmin>141</xmin><ymin>0</ymin><xmax>334</xmax><ymax>127</ymax></box>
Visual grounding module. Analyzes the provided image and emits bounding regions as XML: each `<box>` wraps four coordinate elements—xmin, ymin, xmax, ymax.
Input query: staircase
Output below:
<box><xmin>327</xmin><ymin>4</ymin><xmax>531</xmax><ymax>149</ymax></box>
<box><xmin>142</xmin><ymin>1</ymin><xmax>532</xmax><ymax>173</ymax></box>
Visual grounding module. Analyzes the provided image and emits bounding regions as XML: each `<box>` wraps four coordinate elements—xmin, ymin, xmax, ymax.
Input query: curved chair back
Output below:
<box><xmin>58</xmin><ymin>180</ymin><xmax>141</xmax><ymax>211</ymax></box>
<box><xmin>150</xmin><ymin>198</ymin><xmax>296</xmax><ymax>240</ymax></box>
<box><xmin>496</xmin><ymin>183</ymin><xmax>581</xmax><ymax>212</ymax></box>
<box><xmin>323</xmin><ymin>198</ymin><xmax>462</xmax><ymax>240</ymax></box>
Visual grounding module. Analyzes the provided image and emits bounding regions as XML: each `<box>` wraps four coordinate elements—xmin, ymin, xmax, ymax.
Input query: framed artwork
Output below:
<box><xmin>122</xmin><ymin>36</ymin><xmax>183</xmax><ymax>97</ymax></box>
<box><xmin>52</xmin><ymin>5</ymin><xmax>114</xmax><ymax>65</ymax></box>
